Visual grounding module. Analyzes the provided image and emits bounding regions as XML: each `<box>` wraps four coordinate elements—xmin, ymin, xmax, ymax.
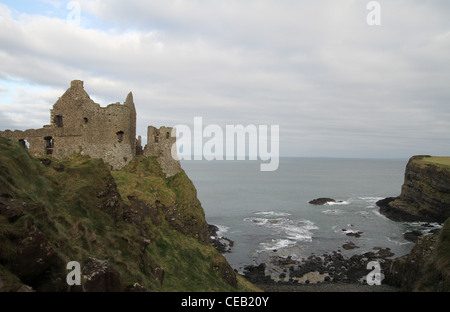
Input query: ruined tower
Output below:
<box><xmin>0</xmin><ymin>80</ymin><xmax>181</xmax><ymax>176</ymax></box>
<box><xmin>143</xmin><ymin>126</ymin><xmax>181</xmax><ymax>177</ymax></box>
<box><xmin>0</xmin><ymin>80</ymin><xmax>136</xmax><ymax>170</ymax></box>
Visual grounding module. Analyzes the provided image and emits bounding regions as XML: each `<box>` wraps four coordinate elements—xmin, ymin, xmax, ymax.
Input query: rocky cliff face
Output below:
<box><xmin>376</xmin><ymin>155</ymin><xmax>450</xmax><ymax>291</ymax></box>
<box><xmin>385</xmin><ymin>218</ymin><xmax>450</xmax><ymax>291</ymax></box>
<box><xmin>0</xmin><ymin>137</ymin><xmax>256</xmax><ymax>292</ymax></box>
<box><xmin>378</xmin><ymin>155</ymin><xmax>450</xmax><ymax>223</ymax></box>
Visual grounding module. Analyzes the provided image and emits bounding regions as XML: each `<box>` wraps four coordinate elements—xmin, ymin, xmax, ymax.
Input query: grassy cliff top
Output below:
<box><xmin>421</xmin><ymin>156</ymin><xmax>450</xmax><ymax>168</ymax></box>
<box><xmin>410</xmin><ymin>155</ymin><xmax>450</xmax><ymax>169</ymax></box>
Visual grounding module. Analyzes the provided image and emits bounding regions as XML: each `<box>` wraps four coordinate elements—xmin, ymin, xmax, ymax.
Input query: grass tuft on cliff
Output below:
<box><xmin>0</xmin><ymin>137</ymin><xmax>259</xmax><ymax>292</ymax></box>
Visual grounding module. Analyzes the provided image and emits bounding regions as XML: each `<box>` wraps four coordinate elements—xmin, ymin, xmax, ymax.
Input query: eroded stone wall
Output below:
<box><xmin>0</xmin><ymin>80</ymin><xmax>178</xmax><ymax>172</ymax></box>
<box><xmin>144</xmin><ymin>126</ymin><xmax>181</xmax><ymax>177</ymax></box>
<box><xmin>0</xmin><ymin>80</ymin><xmax>136</xmax><ymax>170</ymax></box>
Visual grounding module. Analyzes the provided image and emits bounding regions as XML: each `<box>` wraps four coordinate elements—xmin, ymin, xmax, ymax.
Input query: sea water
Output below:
<box><xmin>181</xmin><ymin>158</ymin><xmax>441</xmax><ymax>271</ymax></box>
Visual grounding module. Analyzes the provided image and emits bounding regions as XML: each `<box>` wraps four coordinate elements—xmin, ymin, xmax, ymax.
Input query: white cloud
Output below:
<box><xmin>0</xmin><ymin>0</ymin><xmax>449</xmax><ymax>157</ymax></box>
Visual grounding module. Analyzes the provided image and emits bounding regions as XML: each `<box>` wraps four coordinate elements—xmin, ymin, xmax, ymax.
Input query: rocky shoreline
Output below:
<box><xmin>235</xmin><ymin>216</ymin><xmax>446</xmax><ymax>292</ymax></box>
<box><xmin>240</xmin><ymin>246</ymin><xmax>402</xmax><ymax>292</ymax></box>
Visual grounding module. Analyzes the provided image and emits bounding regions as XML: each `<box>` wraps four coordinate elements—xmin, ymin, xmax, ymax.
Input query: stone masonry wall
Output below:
<box><xmin>0</xmin><ymin>80</ymin><xmax>136</xmax><ymax>170</ymax></box>
<box><xmin>144</xmin><ymin>126</ymin><xmax>181</xmax><ymax>177</ymax></box>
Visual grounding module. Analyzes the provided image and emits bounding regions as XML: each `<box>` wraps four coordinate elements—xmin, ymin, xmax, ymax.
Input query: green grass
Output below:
<box><xmin>415</xmin><ymin>156</ymin><xmax>450</xmax><ymax>169</ymax></box>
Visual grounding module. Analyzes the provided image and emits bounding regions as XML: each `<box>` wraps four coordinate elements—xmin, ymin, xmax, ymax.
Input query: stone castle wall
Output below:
<box><xmin>0</xmin><ymin>80</ymin><xmax>180</xmax><ymax>175</ymax></box>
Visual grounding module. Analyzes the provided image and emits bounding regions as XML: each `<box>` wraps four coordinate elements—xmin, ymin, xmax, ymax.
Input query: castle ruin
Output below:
<box><xmin>0</xmin><ymin>80</ymin><xmax>181</xmax><ymax>177</ymax></box>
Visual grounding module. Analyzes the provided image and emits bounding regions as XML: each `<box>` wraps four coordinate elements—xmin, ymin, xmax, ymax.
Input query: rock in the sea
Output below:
<box><xmin>309</xmin><ymin>198</ymin><xmax>336</xmax><ymax>205</ymax></box>
<box><xmin>342</xmin><ymin>229</ymin><xmax>363</xmax><ymax>238</ymax></box>
<box><xmin>342</xmin><ymin>242</ymin><xmax>359</xmax><ymax>250</ymax></box>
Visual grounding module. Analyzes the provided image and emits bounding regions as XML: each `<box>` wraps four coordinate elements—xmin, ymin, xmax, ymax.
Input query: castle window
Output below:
<box><xmin>44</xmin><ymin>136</ymin><xmax>54</xmax><ymax>155</ymax></box>
<box><xmin>54</xmin><ymin>115</ymin><xmax>63</xmax><ymax>127</ymax></box>
<box><xmin>116</xmin><ymin>131</ymin><xmax>124</xmax><ymax>143</ymax></box>
<box><xmin>155</xmin><ymin>134</ymin><xmax>159</xmax><ymax>143</ymax></box>
<box><xmin>83</xmin><ymin>117</ymin><xmax>89</xmax><ymax>124</ymax></box>
<box><xmin>166</xmin><ymin>132</ymin><xmax>170</xmax><ymax>139</ymax></box>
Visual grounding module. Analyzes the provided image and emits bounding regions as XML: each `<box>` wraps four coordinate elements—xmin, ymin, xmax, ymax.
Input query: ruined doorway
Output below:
<box><xmin>44</xmin><ymin>136</ymin><xmax>54</xmax><ymax>155</ymax></box>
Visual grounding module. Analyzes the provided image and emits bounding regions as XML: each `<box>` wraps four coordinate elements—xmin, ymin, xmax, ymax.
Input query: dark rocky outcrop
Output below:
<box><xmin>385</xmin><ymin>219</ymin><xmax>450</xmax><ymax>291</ymax></box>
<box><xmin>308</xmin><ymin>198</ymin><xmax>336</xmax><ymax>205</ymax></box>
<box><xmin>209</xmin><ymin>224</ymin><xmax>234</xmax><ymax>254</ymax></box>
<box><xmin>82</xmin><ymin>258</ymin><xmax>122</xmax><ymax>292</ymax></box>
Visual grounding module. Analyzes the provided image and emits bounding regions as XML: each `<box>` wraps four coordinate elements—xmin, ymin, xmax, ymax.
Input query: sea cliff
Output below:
<box><xmin>377</xmin><ymin>155</ymin><xmax>450</xmax><ymax>223</ymax></box>
<box><xmin>377</xmin><ymin>155</ymin><xmax>450</xmax><ymax>291</ymax></box>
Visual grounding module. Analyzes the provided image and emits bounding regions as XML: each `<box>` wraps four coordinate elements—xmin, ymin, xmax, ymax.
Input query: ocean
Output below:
<box><xmin>181</xmin><ymin>158</ymin><xmax>441</xmax><ymax>271</ymax></box>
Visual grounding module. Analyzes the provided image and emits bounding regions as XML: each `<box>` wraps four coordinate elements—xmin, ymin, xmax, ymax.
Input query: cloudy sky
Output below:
<box><xmin>0</xmin><ymin>0</ymin><xmax>449</xmax><ymax>158</ymax></box>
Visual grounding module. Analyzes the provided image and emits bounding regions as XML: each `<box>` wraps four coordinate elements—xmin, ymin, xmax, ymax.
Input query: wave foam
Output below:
<box><xmin>322</xmin><ymin>209</ymin><xmax>344</xmax><ymax>215</ymax></box>
<box><xmin>253</xmin><ymin>211</ymin><xmax>291</xmax><ymax>217</ymax></box>
<box><xmin>326</xmin><ymin>200</ymin><xmax>350</xmax><ymax>206</ymax></box>
<box><xmin>215</xmin><ymin>224</ymin><xmax>230</xmax><ymax>236</ymax></box>
<box><xmin>245</xmin><ymin>216</ymin><xmax>318</xmax><ymax>250</ymax></box>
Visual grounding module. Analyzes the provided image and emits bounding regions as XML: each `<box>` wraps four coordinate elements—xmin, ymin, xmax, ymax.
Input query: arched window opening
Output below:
<box><xmin>155</xmin><ymin>134</ymin><xmax>160</xmax><ymax>143</ymax></box>
<box><xmin>116</xmin><ymin>131</ymin><xmax>124</xmax><ymax>143</ymax></box>
<box><xmin>83</xmin><ymin>117</ymin><xmax>89</xmax><ymax>124</ymax></box>
<box><xmin>54</xmin><ymin>115</ymin><xmax>63</xmax><ymax>127</ymax></box>
<box><xmin>166</xmin><ymin>132</ymin><xmax>170</xmax><ymax>139</ymax></box>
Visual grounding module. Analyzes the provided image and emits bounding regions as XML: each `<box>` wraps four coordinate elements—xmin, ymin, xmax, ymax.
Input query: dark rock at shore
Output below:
<box><xmin>342</xmin><ymin>242</ymin><xmax>359</xmax><ymax>250</ymax></box>
<box><xmin>376</xmin><ymin>197</ymin><xmax>426</xmax><ymax>222</ymax></box>
<box><xmin>309</xmin><ymin>198</ymin><xmax>336</xmax><ymax>205</ymax></box>
<box><xmin>403</xmin><ymin>230</ymin><xmax>422</xmax><ymax>243</ymax></box>
<box><xmin>209</xmin><ymin>224</ymin><xmax>234</xmax><ymax>254</ymax></box>
<box><xmin>242</xmin><ymin>263</ymin><xmax>273</xmax><ymax>284</ymax></box>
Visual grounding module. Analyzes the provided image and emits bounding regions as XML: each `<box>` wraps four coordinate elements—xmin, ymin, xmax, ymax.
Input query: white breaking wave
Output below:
<box><xmin>359</xmin><ymin>196</ymin><xmax>384</xmax><ymax>201</ymax></box>
<box><xmin>253</xmin><ymin>211</ymin><xmax>291</xmax><ymax>217</ymax></box>
<box><xmin>215</xmin><ymin>224</ymin><xmax>230</xmax><ymax>236</ymax></box>
<box><xmin>325</xmin><ymin>200</ymin><xmax>351</xmax><ymax>206</ymax></box>
<box><xmin>259</xmin><ymin>239</ymin><xmax>297</xmax><ymax>251</ymax></box>
<box><xmin>321</xmin><ymin>209</ymin><xmax>344</xmax><ymax>215</ymax></box>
